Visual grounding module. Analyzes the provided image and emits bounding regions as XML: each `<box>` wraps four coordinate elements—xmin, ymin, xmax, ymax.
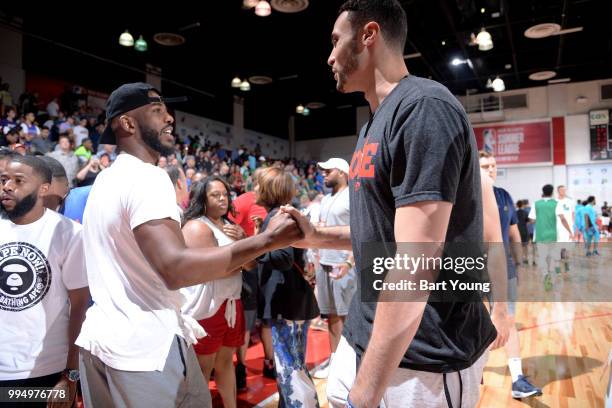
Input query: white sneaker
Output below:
<box><xmin>312</xmin><ymin>358</ymin><xmax>331</xmax><ymax>379</ymax></box>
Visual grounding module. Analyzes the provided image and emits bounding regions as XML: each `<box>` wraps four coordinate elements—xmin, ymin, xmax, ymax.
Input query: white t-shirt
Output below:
<box><xmin>73</xmin><ymin>125</ymin><xmax>89</xmax><ymax>147</ymax></box>
<box><xmin>46</xmin><ymin>101</ymin><xmax>59</xmax><ymax>118</ymax></box>
<box><xmin>0</xmin><ymin>210</ymin><xmax>86</xmax><ymax>380</ymax></box>
<box><xmin>319</xmin><ymin>187</ymin><xmax>351</xmax><ymax>265</ymax></box>
<box><xmin>555</xmin><ymin>198</ymin><xmax>574</xmax><ymax>242</ymax></box>
<box><xmin>181</xmin><ymin>217</ymin><xmax>240</xmax><ymax>322</ymax></box>
<box><xmin>76</xmin><ymin>153</ymin><xmax>201</xmax><ymax>372</ymax></box>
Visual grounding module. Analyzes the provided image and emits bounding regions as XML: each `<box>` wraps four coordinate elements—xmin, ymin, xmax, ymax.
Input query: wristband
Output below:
<box><xmin>345</xmin><ymin>260</ymin><xmax>353</xmax><ymax>269</ymax></box>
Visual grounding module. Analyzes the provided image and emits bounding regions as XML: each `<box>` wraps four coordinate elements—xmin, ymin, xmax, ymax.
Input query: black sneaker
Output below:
<box><xmin>263</xmin><ymin>359</ymin><xmax>276</xmax><ymax>379</ymax></box>
<box><xmin>512</xmin><ymin>375</ymin><xmax>542</xmax><ymax>399</ymax></box>
<box><xmin>235</xmin><ymin>362</ymin><xmax>247</xmax><ymax>391</ymax></box>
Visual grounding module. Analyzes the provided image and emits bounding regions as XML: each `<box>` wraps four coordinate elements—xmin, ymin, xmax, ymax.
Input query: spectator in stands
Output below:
<box><xmin>182</xmin><ymin>177</ymin><xmax>250</xmax><ymax>408</ymax></box>
<box><xmin>185</xmin><ymin>155</ymin><xmax>197</xmax><ymax>171</ymax></box>
<box><xmin>1</xmin><ymin>106</ymin><xmax>17</xmax><ymax>135</ymax></box>
<box><xmin>73</xmin><ymin>117</ymin><xmax>89</xmax><ymax>147</ymax></box>
<box><xmin>31</xmin><ymin>126</ymin><xmax>54</xmax><ymax>155</ymax></box>
<box><xmin>157</xmin><ymin>155</ymin><xmax>168</xmax><ymax>168</ymax></box>
<box><xmin>76</xmin><ymin>156</ymin><xmax>103</xmax><ymax>187</ymax></box>
<box><xmin>98</xmin><ymin>153</ymin><xmax>111</xmax><ymax>169</ymax></box>
<box><xmin>4</xmin><ymin>128</ymin><xmax>20</xmax><ymax>150</ymax></box>
<box><xmin>89</xmin><ymin>121</ymin><xmax>104</xmax><ymax>152</ymax></box>
<box><xmin>59</xmin><ymin>116</ymin><xmax>75</xmax><ymax>135</ymax></box>
<box><xmin>96</xmin><ymin>143</ymin><xmax>117</xmax><ymax>163</ymax></box>
<box><xmin>47</xmin><ymin>98</ymin><xmax>60</xmax><ymax>119</ymax></box>
<box><xmin>165</xmin><ymin>165</ymin><xmax>189</xmax><ymax>211</ymax></box>
<box><xmin>47</xmin><ymin>134</ymin><xmax>79</xmax><ymax>188</ymax></box>
<box><xmin>255</xmin><ymin>167</ymin><xmax>319</xmax><ymax>402</ymax></box>
<box><xmin>39</xmin><ymin>156</ymin><xmax>69</xmax><ymax>212</ymax></box>
<box><xmin>19</xmin><ymin>112</ymin><xmax>41</xmax><ymax>141</ymax></box>
<box><xmin>75</xmin><ymin>138</ymin><xmax>94</xmax><ymax>164</ymax></box>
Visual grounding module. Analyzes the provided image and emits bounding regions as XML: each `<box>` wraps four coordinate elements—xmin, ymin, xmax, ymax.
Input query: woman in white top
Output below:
<box><xmin>181</xmin><ymin>177</ymin><xmax>251</xmax><ymax>408</ymax></box>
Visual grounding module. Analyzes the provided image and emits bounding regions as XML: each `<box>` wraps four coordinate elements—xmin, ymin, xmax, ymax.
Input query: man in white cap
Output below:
<box><xmin>312</xmin><ymin>158</ymin><xmax>356</xmax><ymax>379</ymax></box>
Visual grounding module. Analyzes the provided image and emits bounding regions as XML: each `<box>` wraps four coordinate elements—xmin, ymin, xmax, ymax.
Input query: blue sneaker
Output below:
<box><xmin>512</xmin><ymin>375</ymin><xmax>542</xmax><ymax>398</ymax></box>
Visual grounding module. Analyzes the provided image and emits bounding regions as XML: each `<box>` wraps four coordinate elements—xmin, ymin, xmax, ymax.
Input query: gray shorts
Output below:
<box><xmin>316</xmin><ymin>263</ymin><xmax>357</xmax><ymax>316</ymax></box>
<box><xmin>79</xmin><ymin>336</ymin><xmax>211</xmax><ymax>408</ymax></box>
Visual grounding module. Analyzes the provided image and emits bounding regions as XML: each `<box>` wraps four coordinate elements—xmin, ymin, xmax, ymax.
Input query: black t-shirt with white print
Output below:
<box><xmin>344</xmin><ymin>75</ymin><xmax>496</xmax><ymax>373</ymax></box>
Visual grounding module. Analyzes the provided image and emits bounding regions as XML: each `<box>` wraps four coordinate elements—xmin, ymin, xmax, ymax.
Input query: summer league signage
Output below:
<box><xmin>474</xmin><ymin>120</ymin><xmax>552</xmax><ymax>165</ymax></box>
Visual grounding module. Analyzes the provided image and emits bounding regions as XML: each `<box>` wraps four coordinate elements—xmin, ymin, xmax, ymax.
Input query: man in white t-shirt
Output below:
<box><xmin>75</xmin><ymin>83</ymin><xmax>302</xmax><ymax>408</ymax></box>
<box><xmin>0</xmin><ymin>155</ymin><xmax>89</xmax><ymax>407</ymax></box>
<box><xmin>46</xmin><ymin>98</ymin><xmax>60</xmax><ymax>119</ymax></box>
<box><xmin>556</xmin><ymin>185</ymin><xmax>574</xmax><ymax>273</ymax></box>
<box><xmin>555</xmin><ymin>185</ymin><xmax>574</xmax><ymax>242</ymax></box>
<box><xmin>72</xmin><ymin>117</ymin><xmax>89</xmax><ymax>147</ymax></box>
<box><xmin>312</xmin><ymin>158</ymin><xmax>356</xmax><ymax>380</ymax></box>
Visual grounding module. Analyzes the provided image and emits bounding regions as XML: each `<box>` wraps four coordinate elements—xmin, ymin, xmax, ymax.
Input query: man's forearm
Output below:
<box><xmin>171</xmin><ymin>232</ymin><xmax>278</xmax><ymax>288</ymax></box>
<box><xmin>295</xmin><ymin>225</ymin><xmax>352</xmax><ymax>250</ymax></box>
<box><xmin>67</xmin><ymin>287</ymin><xmax>90</xmax><ymax>369</ymax></box>
<box><xmin>559</xmin><ymin>215</ymin><xmax>572</xmax><ymax>235</ymax></box>
<box><xmin>349</xmin><ymin>300</ymin><xmax>427</xmax><ymax>406</ymax></box>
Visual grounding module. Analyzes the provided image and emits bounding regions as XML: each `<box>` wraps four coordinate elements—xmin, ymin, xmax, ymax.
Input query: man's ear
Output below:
<box><xmin>39</xmin><ymin>182</ymin><xmax>50</xmax><ymax>198</ymax></box>
<box><xmin>118</xmin><ymin>115</ymin><xmax>137</xmax><ymax>135</ymax></box>
<box><xmin>362</xmin><ymin>21</ymin><xmax>380</xmax><ymax>46</ymax></box>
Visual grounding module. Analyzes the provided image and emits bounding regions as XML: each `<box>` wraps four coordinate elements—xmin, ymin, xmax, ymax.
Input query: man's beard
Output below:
<box><xmin>1</xmin><ymin>190</ymin><xmax>38</xmax><ymax>221</ymax></box>
<box><xmin>324</xmin><ymin>178</ymin><xmax>337</xmax><ymax>189</ymax></box>
<box><xmin>139</xmin><ymin>123</ymin><xmax>175</xmax><ymax>156</ymax></box>
<box><xmin>337</xmin><ymin>36</ymin><xmax>360</xmax><ymax>93</ymax></box>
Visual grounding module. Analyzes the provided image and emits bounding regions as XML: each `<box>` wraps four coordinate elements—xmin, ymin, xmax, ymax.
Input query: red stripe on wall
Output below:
<box><xmin>552</xmin><ymin>117</ymin><xmax>566</xmax><ymax>165</ymax></box>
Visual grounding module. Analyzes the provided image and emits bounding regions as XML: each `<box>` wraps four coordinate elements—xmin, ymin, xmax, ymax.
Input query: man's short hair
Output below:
<box><xmin>557</xmin><ymin>185</ymin><xmax>565</xmax><ymax>191</ymax></box>
<box><xmin>338</xmin><ymin>0</ymin><xmax>408</xmax><ymax>52</ymax></box>
<box><xmin>478</xmin><ymin>150</ymin><xmax>493</xmax><ymax>159</ymax></box>
<box><xmin>542</xmin><ymin>184</ymin><xmax>554</xmax><ymax>197</ymax></box>
<box><xmin>9</xmin><ymin>155</ymin><xmax>52</xmax><ymax>184</ymax></box>
<box><xmin>39</xmin><ymin>156</ymin><xmax>68</xmax><ymax>180</ymax></box>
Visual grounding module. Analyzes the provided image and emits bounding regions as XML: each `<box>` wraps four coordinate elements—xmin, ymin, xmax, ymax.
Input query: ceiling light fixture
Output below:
<box><xmin>240</xmin><ymin>80</ymin><xmax>251</xmax><ymax>91</ymax></box>
<box><xmin>134</xmin><ymin>35</ymin><xmax>148</xmax><ymax>52</ymax></box>
<box><xmin>492</xmin><ymin>77</ymin><xmax>505</xmax><ymax>92</ymax></box>
<box><xmin>255</xmin><ymin>0</ymin><xmax>272</xmax><ymax>16</ymax></box>
<box><xmin>302</xmin><ymin>107</ymin><xmax>310</xmax><ymax>116</ymax></box>
<box><xmin>119</xmin><ymin>30</ymin><xmax>134</xmax><ymax>47</ymax></box>
<box><xmin>296</xmin><ymin>104</ymin><xmax>305</xmax><ymax>114</ymax></box>
<box><xmin>476</xmin><ymin>28</ymin><xmax>493</xmax><ymax>51</ymax></box>
<box><xmin>231</xmin><ymin>77</ymin><xmax>242</xmax><ymax>88</ymax></box>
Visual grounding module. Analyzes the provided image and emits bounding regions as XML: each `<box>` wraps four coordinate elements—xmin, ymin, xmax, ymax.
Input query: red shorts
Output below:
<box><xmin>193</xmin><ymin>299</ymin><xmax>245</xmax><ymax>355</ymax></box>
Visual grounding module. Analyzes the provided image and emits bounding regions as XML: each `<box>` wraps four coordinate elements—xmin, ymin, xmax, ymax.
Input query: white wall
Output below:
<box><xmin>295</xmin><ymin>135</ymin><xmax>357</xmax><ymax>162</ymax></box>
<box><xmin>495</xmin><ymin>165</ymin><xmax>554</xmax><ymax>203</ymax></box>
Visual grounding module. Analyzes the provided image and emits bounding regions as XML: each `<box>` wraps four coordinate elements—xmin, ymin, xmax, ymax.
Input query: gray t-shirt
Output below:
<box><xmin>319</xmin><ymin>187</ymin><xmax>350</xmax><ymax>265</ymax></box>
<box><xmin>344</xmin><ymin>75</ymin><xmax>495</xmax><ymax>373</ymax></box>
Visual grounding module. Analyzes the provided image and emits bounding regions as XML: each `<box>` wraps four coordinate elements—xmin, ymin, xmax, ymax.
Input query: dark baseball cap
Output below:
<box><xmin>99</xmin><ymin>82</ymin><xmax>163</xmax><ymax>145</ymax></box>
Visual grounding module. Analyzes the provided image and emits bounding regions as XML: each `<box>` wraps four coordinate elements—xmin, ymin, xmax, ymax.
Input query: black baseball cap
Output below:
<box><xmin>99</xmin><ymin>82</ymin><xmax>163</xmax><ymax>145</ymax></box>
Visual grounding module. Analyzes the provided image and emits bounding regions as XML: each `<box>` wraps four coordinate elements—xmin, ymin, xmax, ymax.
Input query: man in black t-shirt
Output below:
<box><xmin>282</xmin><ymin>1</ymin><xmax>510</xmax><ymax>407</ymax></box>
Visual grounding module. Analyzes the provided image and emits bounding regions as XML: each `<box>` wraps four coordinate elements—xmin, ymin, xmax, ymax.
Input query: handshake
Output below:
<box><xmin>263</xmin><ymin>206</ymin><xmax>315</xmax><ymax>249</ymax></box>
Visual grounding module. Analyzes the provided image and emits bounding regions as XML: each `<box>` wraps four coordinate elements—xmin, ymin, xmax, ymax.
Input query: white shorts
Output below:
<box><xmin>327</xmin><ymin>336</ymin><xmax>488</xmax><ymax>408</ymax></box>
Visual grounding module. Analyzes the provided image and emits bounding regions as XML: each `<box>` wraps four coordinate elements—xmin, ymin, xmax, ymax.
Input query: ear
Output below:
<box><xmin>119</xmin><ymin>115</ymin><xmax>137</xmax><ymax>135</ymax></box>
<box><xmin>39</xmin><ymin>182</ymin><xmax>50</xmax><ymax>197</ymax></box>
<box><xmin>362</xmin><ymin>21</ymin><xmax>380</xmax><ymax>46</ymax></box>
